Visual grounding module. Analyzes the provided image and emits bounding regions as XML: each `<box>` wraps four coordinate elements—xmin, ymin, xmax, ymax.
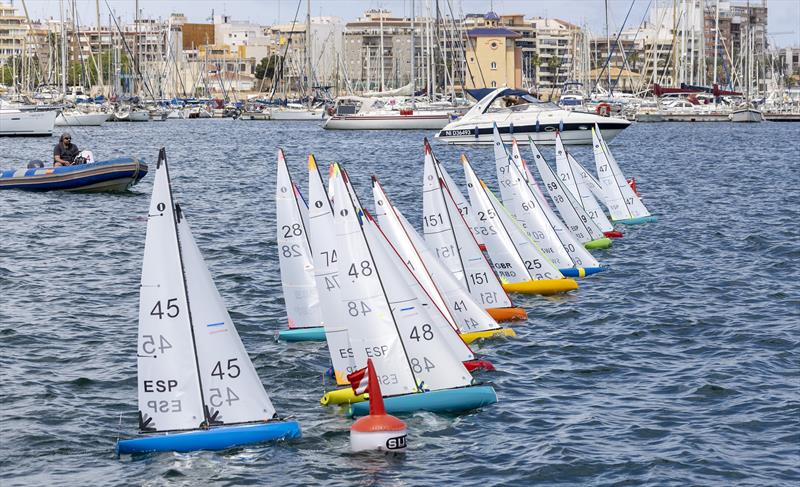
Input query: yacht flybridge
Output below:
<box><xmin>435</xmin><ymin>88</ymin><xmax>631</xmax><ymax>145</ymax></box>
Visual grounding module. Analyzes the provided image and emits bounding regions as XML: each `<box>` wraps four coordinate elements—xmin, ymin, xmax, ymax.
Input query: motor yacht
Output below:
<box><xmin>435</xmin><ymin>88</ymin><xmax>630</xmax><ymax>145</ymax></box>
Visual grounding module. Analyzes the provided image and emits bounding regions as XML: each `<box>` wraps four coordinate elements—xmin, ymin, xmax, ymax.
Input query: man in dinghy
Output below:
<box><xmin>53</xmin><ymin>133</ymin><xmax>80</xmax><ymax>167</ymax></box>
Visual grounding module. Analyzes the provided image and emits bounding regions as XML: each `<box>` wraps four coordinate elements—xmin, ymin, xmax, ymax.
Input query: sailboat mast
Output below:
<box><xmin>713</xmin><ymin>0</ymin><xmax>719</xmax><ymax>84</ymax></box>
<box><xmin>305</xmin><ymin>0</ymin><xmax>312</xmax><ymax>107</ymax></box>
<box><xmin>96</xmin><ymin>0</ymin><xmax>103</xmax><ymax>89</ymax></box>
<box><xmin>60</xmin><ymin>0</ymin><xmax>67</xmax><ymax>96</ymax></box>
<box><xmin>379</xmin><ymin>7</ymin><xmax>385</xmax><ymax>91</ymax></box>
<box><xmin>604</xmin><ymin>0</ymin><xmax>611</xmax><ymax>91</ymax></box>
<box><xmin>410</xmin><ymin>0</ymin><xmax>415</xmax><ymax>104</ymax></box>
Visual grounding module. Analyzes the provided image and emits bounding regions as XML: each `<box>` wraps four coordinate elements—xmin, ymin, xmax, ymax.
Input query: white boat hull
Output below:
<box><xmin>55</xmin><ymin>112</ymin><xmax>108</xmax><ymax>126</ymax></box>
<box><xmin>0</xmin><ymin>109</ymin><xmax>57</xmax><ymax>136</ymax></box>
<box><xmin>269</xmin><ymin>108</ymin><xmax>327</xmax><ymax>121</ymax></box>
<box><xmin>324</xmin><ymin>113</ymin><xmax>451</xmax><ymax>130</ymax></box>
<box><xmin>436</xmin><ymin>122</ymin><xmax>628</xmax><ymax>145</ymax></box>
<box><xmin>729</xmin><ymin>109</ymin><xmax>763</xmax><ymax>123</ymax></box>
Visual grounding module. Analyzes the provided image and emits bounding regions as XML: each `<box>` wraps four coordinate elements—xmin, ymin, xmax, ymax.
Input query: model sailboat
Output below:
<box><xmin>462</xmin><ymin>154</ymin><xmax>578</xmax><ymax>295</ymax></box>
<box><xmin>372</xmin><ymin>176</ymin><xmax>515</xmax><ymax>343</ymax></box>
<box><xmin>306</xmin><ymin>155</ymin><xmax>357</xmax><ymax>385</ymax></box>
<box><xmin>554</xmin><ymin>134</ymin><xmax>621</xmax><ymax>238</ymax></box>
<box><xmin>592</xmin><ymin>126</ymin><xmax>657</xmax><ymax>224</ymax></box>
<box><xmin>117</xmin><ymin>149</ymin><xmax>301</xmax><ymax>455</ymax></box>
<box><xmin>276</xmin><ymin>149</ymin><xmax>325</xmax><ymax>341</ymax></box>
<box><xmin>327</xmin><ymin>163</ymin><xmax>497</xmax><ymax>416</ymax></box>
<box><xmin>422</xmin><ymin>143</ymin><xmax>527</xmax><ymax>323</ymax></box>
<box><xmin>528</xmin><ymin>136</ymin><xmax>612</xmax><ymax>250</ymax></box>
<box><xmin>491</xmin><ymin>126</ymin><xmax>604</xmax><ymax>277</ymax></box>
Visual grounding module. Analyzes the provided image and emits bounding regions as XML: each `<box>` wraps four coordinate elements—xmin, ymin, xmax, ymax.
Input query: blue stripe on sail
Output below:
<box><xmin>207</xmin><ymin>322</ymin><xmax>225</xmax><ymax>327</ymax></box>
<box><xmin>400</xmin><ymin>307</ymin><xmax>414</xmax><ymax>311</ymax></box>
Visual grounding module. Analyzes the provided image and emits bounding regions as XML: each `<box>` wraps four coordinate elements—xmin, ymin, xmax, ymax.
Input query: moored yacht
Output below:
<box><xmin>435</xmin><ymin>88</ymin><xmax>630</xmax><ymax>145</ymax></box>
<box><xmin>0</xmin><ymin>101</ymin><xmax>57</xmax><ymax>136</ymax></box>
<box><xmin>324</xmin><ymin>96</ymin><xmax>455</xmax><ymax>130</ymax></box>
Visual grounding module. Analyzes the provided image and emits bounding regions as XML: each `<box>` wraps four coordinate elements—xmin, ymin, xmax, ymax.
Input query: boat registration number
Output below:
<box><xmin>443</xmin><ymin>129</ymin><xmax>473</xmax><ymax>136</ymax></box>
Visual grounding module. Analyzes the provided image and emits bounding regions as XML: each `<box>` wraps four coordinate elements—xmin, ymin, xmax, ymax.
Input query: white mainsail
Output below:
<box><xmin>137</xmin><ymin>152</ymin><xmax>276</xmax><ymax>434</ymax></box>
<box><xmin>307</xmin><ymin>156</ymin><xmax>356</xmax><ymax>384</ymax></box>
<box><xmin>492</xmin><ymin>127</ymin><xmax>573</xmax><ymax>268</ymax></box>
<box><xmin>463</xmin><ymin>155</ymin><xmax>562</xmax><ymax>283</ymax></box>
<box><xmin>593</xmin><ymin>126</ymin><xmax>652</xmax><ymax>221</ymax></box>
<box><xmin>373</xmin><ymin>178</ymin><xmax>500</xmax><ymax>339</ymax></box>
<box><xmin>422</xmin><ymin>149</ymin><xmax>513</xmax><ymax>310</ymax></box>
<box><xmin>276</xmin><ymin>149</ymin><xmax>322</xmax><ymax>329</ymax></box>
<box><xmin>138</xmin><ymin>155</ymin><xmax>206</xmax><ymax>432</ymax></box>
<box><xmin>513</xmin><ymin>139</ymin><xmax>599</xmax><ymax>268</ymax></box>
<box><xmin>529</xmin><ymin>139</ymin><xmax>605</xmax><ymax>244</ymax></box>
<box><xmin>363</xmin><ymin>212</ymin><xmax>473</xmax><ymax>392</ymax></box>
<box><xmin>331</xmin><ymin>165</ymin><xmax>418</xmax><ymax>397</ymax></box>
<box><xmin>554</xmin><ymin>135</ymin><xmax>614</xmax><ymax>233</ymax></box>
<box><xmin>178</xmin><ymin>212</ymin><xmax>276</xmax><ymax>425</ymax></box>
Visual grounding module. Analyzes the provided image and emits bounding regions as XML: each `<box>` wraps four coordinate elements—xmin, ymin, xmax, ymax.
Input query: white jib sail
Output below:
<box><xmin>519</xmin><ymin>139</ymin><xmax>600</xmax><ymax>268</ymax></box>
<box><xmin>567</xmin><ymin>152</ymin><xmax>614</xmax><ymax>213</ymax></box>
<box><xmin>530</xmin><ymin>141</ymin><xmax>604</xmax><ymax>244</ymax></box>
<box><xmin>422</xmin><ymin>151</ymin><xmax>513</xmax><ymax>310</ymax></box>
<box><xmin>363</xmin><ymin>213</ymin><xmax>473</xmax><ymax>392</ymax></box>
<box><xmin>138</xmin><ymin>156</ymin><xmax>205</xmax><ymax>432</ymax></box>
<box><xmin>331</xmin><ymin>164</ymin><xmax>417</xmax><ymax>397</ymax></box>
<box><xmin>425</xmin><ymin>141</ymin><xmax>478</xmax><ymax>232</ymax></box>
<box><xmin>463</xmin><ymin>155</ymin><xmax>544</xmax><ymax>284</ymax></box>
<box><xmin>492</xmin><ymin>127</ymin><xmax>573</xmax><ymax>269</ymax></box>
<box><xmin>307</xmin><ymin>156</ymin><xmax>356</xmax><ymax>384</ymax></box>
<box><xmin>554</xmin><ymin>136</ymin><xmax>614</xmax><ymax>233</ymax></box>
<box><xmin>593</xmin><ymin>126</ymin><xmax>652</xmax><ymax>220</ymax></box>
<box><xmin>373</xmin><ymin>178</ymin><xmax>499</xmax><ymax>339</ymax></box>
<box><xmin>276</xmin><ymin>149</ymin><xmax>322</xmax><ymax>329</ymax></box>
<box><xmin>178</xmin><ymin>211</ymin><xmax>276</xmax><ymax>425</ymax></box>
<box><xmin>371</xmin><ymin>180</ymin><xmax>475</xmax><ymax>362</ymax></box>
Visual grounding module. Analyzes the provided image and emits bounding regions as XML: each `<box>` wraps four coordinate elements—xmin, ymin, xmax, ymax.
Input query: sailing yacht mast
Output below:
<box><xmin>305</xmin><ymin>0</ymin><xmax>312</xmax><ymax>107</ymax></box>
<box><xmin>59</xmin><ymin>0</ymin><xmax>67</xmax><ymax>97</ymax></box>
<box><xmin>713</xmin><ymin>0</ymin><xmax>719</xmax><ymax>84</ymax></box>
<box><xmin>410</xmin><ymin>0</ymin><xmax>415</xmax><ymax>104</ymax></box>
<box><xmin>95</xmin><ymin>0</ymin><xmax>103</xmax><ymax>90</ymax></box>
<box><xmin>379</xmin><ymin>6</ymin><xmax>385</xmax><ymax>91</ymax></box>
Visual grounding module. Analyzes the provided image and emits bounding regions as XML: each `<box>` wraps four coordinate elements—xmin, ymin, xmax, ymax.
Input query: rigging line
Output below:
<box><xmin>612</xmin><ymin>0</ymin><xmax>653</xmax><ymax>93</ymax></box>
<box><xmin>270</xmin><ymin>0</ymin><xmax>303</xmax><ymax>101</ymax></box>
<box><xmin>591</xmin><ymin>0</ymin><xmax>637</xmax><ymax>94</ymax></box>
<box><xmin>103</xmin><ymin>0</ymin><xmax>156</xmax><ymax>100</ymax></box>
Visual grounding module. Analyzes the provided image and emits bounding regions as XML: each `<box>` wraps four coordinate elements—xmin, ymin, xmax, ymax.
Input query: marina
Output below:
<box><xmin>1</xmin><ymin>118</ymin><xmax>798</xmax><ymax>484</ymax></box>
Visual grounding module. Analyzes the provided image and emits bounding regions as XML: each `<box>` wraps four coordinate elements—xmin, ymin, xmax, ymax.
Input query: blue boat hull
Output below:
<box><xmin>0</xmin><ymin>158</ymin><xmax>147</xmax><ymax>192</ymax></box>
<box><xmin>560</xmin><ymin>267</ymin><xmax>605</xmax><ymax>278</ymax></box>
<box><xmin>613</xmin><ymin>216</ymin><xmax>658</xmax><ymax>225</ymax></box>
<box><xmin>277</xmin><ymin>326</ymin><xmax>326</xmax><ymax>342</ymax></box>
<box><xmin>116</xmin><ymin>421</ymin><xmax>302</xmax><ymax>455</ymax></box>
<box><xmin>348</xmin><ymin>386</ymin><xmax>497</xmax><ymax>417</ymax></box>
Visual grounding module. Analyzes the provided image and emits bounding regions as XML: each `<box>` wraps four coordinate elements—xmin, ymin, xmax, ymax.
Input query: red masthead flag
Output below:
<box><xmin>347</xmin><ymin>359</ymin><xmax>385</xmax><ymax>416</ymax></box>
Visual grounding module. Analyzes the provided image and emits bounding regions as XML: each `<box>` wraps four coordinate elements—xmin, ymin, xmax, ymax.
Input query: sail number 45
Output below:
<box><xmin>150</xmin><ymin>298</ymin><xmax>180</xmax><ymax>319</ymax></box>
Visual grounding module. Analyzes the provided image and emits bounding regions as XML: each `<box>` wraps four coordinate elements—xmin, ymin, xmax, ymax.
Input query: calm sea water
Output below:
<box><xmin>1</xmin><ymin>120</ymin><xmax>798</xmax><ymax>486</ymax></box>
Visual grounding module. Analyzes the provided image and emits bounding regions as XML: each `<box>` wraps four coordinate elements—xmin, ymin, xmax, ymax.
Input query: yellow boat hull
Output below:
<box><xmin>502</xmin><ymin>278</ymin><xmax>578</xmax><ymax>295</ymax></box>
<box><xmin>460</xmin><ymin>327</ymin><xmax>516</xmax><ymax>344</ymax></box>
<box><xmin>320</xmin><ymin>387</ymin><xmax>367</xmax><ymax>406</ymax></box>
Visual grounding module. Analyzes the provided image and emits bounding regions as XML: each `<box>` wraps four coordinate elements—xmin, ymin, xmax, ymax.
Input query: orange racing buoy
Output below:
<box><xmin>349</xmin><ymin>359</ymin><xmax>407</xmax><ymax>453</ymax></box>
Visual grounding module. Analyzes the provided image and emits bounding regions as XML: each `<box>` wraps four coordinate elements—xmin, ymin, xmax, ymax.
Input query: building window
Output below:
<box><xmin>490</xmin><ymin>61</ymin><xmax>497</xmax><ymax>70</ymax></box>
<box><xmin>491</xmin><ymin>80</ymin><xmax>497</xmax><ymax>87</ymax></box>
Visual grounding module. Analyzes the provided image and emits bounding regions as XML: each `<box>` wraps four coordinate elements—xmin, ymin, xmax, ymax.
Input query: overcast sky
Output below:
<box><xmin>21</xmin><ymin>0</ymin><xmax>800</xmax><ymax>48</ymax></box>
